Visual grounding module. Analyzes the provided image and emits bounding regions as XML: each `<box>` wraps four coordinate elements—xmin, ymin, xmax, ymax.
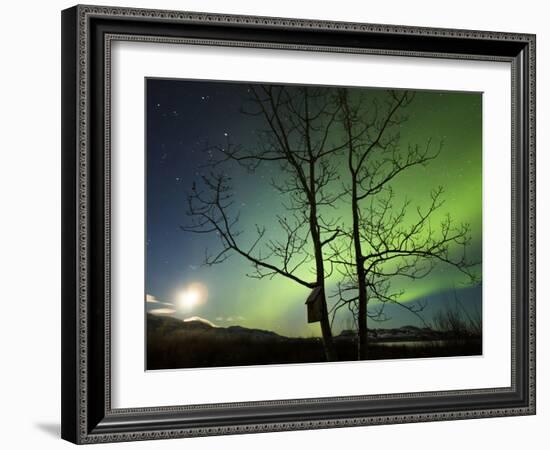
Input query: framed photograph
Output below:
<box><xmin>61</xmin><ymin>4</ymin><xmax>536</xmax><ymax>444</ymax></box>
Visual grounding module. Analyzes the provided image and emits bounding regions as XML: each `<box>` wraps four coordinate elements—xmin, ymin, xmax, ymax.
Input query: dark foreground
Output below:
<box><xmin>147</xmin><ymin>314</ymin><xmax>482</xmax><ymax>370</ymax></box>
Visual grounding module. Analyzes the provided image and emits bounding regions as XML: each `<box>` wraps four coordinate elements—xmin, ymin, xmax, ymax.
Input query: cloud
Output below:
<box><xmin>146</xmin><ymin>293</ymin><xmax>174</xmax><ymax>306</ymax></box>
<box><xmin>147</xmin><ymin>294</ymin><xmax>177</xmax><ymax>316</ymax></box>
<box><xmin>149</xmin><ymin>308</ymin><xmax>176</xmax><ymax>315</ymax></box>
<box><xmin>183</xmin><ymin>316</ymin><xmax>218</xmax><ymax>327</ymax></box>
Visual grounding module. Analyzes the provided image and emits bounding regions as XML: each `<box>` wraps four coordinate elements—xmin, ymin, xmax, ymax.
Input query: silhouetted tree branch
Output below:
<box><xmin>183</xmin><ymin>85</ymin><xmax>348</xmax><ymax>361</ymax></box>
<box><xmin>330</xmin><ymin>89</ymin><xmax>479</xmax><ymax>359</ymax></box>
<box><xmin>182</xmin><ymin>172</ymin><xmax>315</xmax><ymax>288</ymax></box>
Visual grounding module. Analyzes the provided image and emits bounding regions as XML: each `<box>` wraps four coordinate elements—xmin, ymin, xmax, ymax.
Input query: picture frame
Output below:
<box><xmin>61</xmin><ymin>4</ymin><xmax>536</xmax><ymax>444</ymax></box>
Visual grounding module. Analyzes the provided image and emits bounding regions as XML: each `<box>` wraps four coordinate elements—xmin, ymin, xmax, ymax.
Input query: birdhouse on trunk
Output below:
<box><xmin>305</xmin><ymin>286</ymin><xmax>323</xmax><ymax>323</ymax></box>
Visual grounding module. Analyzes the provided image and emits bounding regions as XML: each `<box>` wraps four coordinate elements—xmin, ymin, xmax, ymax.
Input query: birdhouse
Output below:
<box><xmin>305</xmin><ymin>286</ymin><xmax>323</xmax><ymax>323</ymax></box>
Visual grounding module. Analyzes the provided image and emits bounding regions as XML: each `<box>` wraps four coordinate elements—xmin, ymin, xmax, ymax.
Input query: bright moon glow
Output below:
<box><xmin>177</xmin><ymin>283</ymin><xmax>207</xmax><ymax>311</ymax></box>
<box><xmin>182</xmin><ymin>290</ymin><xmax>199</xmax><ymax>307</ymax></box>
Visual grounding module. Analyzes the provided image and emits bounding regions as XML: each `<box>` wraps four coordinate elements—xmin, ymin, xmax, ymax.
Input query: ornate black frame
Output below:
<box><xmin>61</xmin><ymin>4</ymin><xmax>536</xmax><ymax>444</ymax></box>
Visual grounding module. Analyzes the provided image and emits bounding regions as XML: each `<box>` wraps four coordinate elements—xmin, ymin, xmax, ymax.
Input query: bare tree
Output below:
<box><xmin>330</xmin><ymin>89</ymin><xmax>479</xmax><ymax>360</ymax></box>
<box><xmin>182</xmin><ymin>85</ymin><xmax>348</xmax><ymax>361</ymax></box>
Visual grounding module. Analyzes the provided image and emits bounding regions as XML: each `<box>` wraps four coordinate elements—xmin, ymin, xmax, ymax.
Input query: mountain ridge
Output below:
<box><xmin>147</xmin><ymin>313</ymin><xmax>476</xmax><ymax>342</ymax></box>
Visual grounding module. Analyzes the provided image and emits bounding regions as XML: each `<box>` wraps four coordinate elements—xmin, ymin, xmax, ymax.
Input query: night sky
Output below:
<box><xmin>145</xmin><ymin>78</ymin><xmax>482</xmax><ymax>337</ymax></box>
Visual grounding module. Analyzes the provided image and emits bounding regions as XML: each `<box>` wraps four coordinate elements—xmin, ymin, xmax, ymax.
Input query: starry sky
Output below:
<box><xmin>145</xmin><ymin>78</ymin><xmax>482</xmax><ymax>337</ymax></box>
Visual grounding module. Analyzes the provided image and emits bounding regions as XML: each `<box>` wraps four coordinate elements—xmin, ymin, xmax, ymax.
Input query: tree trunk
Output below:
<box><xmin>311</xmin><ymin>218</ymin><xmax>337</xmax><ymax>362</ymax></box>
<box><xmin>351</xmin><ymin>180</ymin><xmax>368</xmax><ymax>360</ymax></box>
<box><xmin>356</xmin><ymin>269</ymin><xmax>368</xmax><ymax>360</ymax></box>
<box><xmin>319</xmin><ymin>289</ymin><xmax>337</xmax><ymax>361</ymax></box>
<box><xmin>304</xmin><ymin>109</ymin><xmax>337</xmax><ymax>362</ymax></box>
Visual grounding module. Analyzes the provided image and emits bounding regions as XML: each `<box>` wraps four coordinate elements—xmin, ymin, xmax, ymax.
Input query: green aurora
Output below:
<box><xmin>146</xmin><ymin>81</ymin><xmax>482</xmax><ymax>337</ymax></box>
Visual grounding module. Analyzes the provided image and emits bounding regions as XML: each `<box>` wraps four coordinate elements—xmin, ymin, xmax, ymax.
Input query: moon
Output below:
<box><xmin>177</xmin><ymin>282</ymin><xmax>207</xmax><ymax>311</ymax></box>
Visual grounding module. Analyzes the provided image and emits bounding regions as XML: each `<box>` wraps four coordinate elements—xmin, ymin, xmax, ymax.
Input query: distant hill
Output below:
<box><xmin>148</xmin><ymin>313</ymin><xmax>475</xmax><ymax>344</ymax></box>
<box><xmin>148</xmin><ymin>313</ymin><xmax>220</xmax><ymax>332</ymax></box>
<box><xmin>147</xmin><ymin>313</ymin><xmax>327</xmax><ymax>369</ymax></box>
<box><xmin>343</xmin><ymin>325</ymin><xmax>452</xmax><ymax>342</ymax></box>
<box><xmin>147</xmin><ymin>313</ymin><xmax>287</xmax><ymax>341</ymax></box>
<box><xmin>146</xmin><ymin>313</ymin><xmax>482</xmax><ymax>370</ymax></box>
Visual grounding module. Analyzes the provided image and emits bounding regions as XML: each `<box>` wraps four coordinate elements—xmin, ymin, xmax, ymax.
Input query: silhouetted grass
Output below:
<box><xmin>366</xmin><ymin>339</ymin><xmax>482</xmax><ymax>360</ymax></box>
<box><xmin>147</xmin><ymin>330</ymin><xmax>327</xmax><ymax>369</ymax></box>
